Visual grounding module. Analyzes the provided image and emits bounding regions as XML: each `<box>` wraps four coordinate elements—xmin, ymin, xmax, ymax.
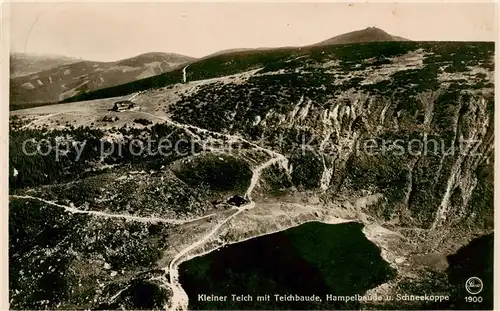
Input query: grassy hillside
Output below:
<box><xmin>61</xmin><ymin>41</ymin><xmax>493</xmax><ymax>103</ymax></box>
<box><xmin>10</xmin><ymin>52</ymin><xmax>195</xmax><ymax>106</ymax></box>
<box><xmin>10</xmin><ymin>53</ymin><xmax>79</xmax><ymax>78</ymax></box>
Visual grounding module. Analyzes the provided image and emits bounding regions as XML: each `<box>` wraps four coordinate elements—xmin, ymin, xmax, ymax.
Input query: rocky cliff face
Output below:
<box><xmin>168</xmin><ymin>42</ymin><xmax>494</xmax><ymax>234</ymax></box>
<box><xmin>161</xmin><ymin>42</ymin><xmax>493</xmax><ymax>308</ymax></box>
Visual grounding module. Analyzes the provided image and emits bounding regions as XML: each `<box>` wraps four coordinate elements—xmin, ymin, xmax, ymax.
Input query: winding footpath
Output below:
<box><xmin>20</xmin><ymin>111</ymin><xmax>81</xmax><ymax>130</ymax></box>
<box><xmin>120</xmin><ymin>94</ymin><xmax>291</xmax><ymax>311</ymax></box>
<box><xmin>182</xmin><ymin>65</ymin><xmax>189</xmax><ymax>83</ymax></box>
<box><xmin>165</xmin><ymin>147</ymin><xmax>288</xmax><ymax>311</ymax></box>
<box><xmin>121</xmin><ymin>105</ymin><xmax>290</xmax><ymax>310</ymax></box>
<box><xmin>15</xmin><ymin>93</ymin><xmax>289</xmax><ymax>310</ymax></box>
<box><xmin>10</xmin><ymin>195</ymin><xmax>216</xmax><ymax>225</ymax></box>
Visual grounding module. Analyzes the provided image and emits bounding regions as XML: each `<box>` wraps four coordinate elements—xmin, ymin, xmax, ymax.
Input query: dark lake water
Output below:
<box><xmin>395</xmin><ymin>233</ymin><xmax>494</xmax><ymax>311</ymax></box>
<box><xmin>444</xmin><ymin>233</ymin><xmax>494</xmax><ymax>310</ymax></box>
<box><xmin>179</xmin><ymin>221</ymin><xmax>396</xmax><ymax>310</ymax></box>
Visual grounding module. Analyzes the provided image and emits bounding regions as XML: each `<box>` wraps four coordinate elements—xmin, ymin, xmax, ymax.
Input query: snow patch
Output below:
<box><xmin>252</xmin><ymin>115</ymin><xmax>261</xmax><ymax>126</ymax></box>
<box><xmin>298</xmin><ymin>99</ymin><xmax>312</xmax><ymax>121</ymax></box>
<box><xmin>21</xmin><ymin>82</ymin><xmax>35</xmax><ymax>89</ymax></box>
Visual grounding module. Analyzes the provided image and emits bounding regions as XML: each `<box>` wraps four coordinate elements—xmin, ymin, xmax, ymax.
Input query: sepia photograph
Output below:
<box><xmin>5</xmin><ymin>1</ymin><xmax>496</xmax><ymax>310</ymax></box>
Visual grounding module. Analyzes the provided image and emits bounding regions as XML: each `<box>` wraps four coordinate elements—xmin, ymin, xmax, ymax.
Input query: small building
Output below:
<box><xmin>111</xmin><ymin>100</ymin><xmax>135</xmax><ymax>112</ymax></box>
<box><xmin>227</xmin><ymin>195</ymin><xmax>248</xmax><ymax>207</ymax></box>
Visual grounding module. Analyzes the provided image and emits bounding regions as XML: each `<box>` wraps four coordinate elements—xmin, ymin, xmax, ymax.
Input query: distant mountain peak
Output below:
<box><xmin>312</xmin><ymin>27</ymin><xmax>409</xmax><ymax>46</ymax></box>
<box><xmin>114</xmin><ymin>52</ymin><xmax>196</xmax><ymax>67</ymax></box>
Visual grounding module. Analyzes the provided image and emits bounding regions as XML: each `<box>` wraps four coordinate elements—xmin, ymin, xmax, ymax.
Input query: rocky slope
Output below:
<box><xmin>167</xmin><ymin>42</ymin><xmax>494</xmax><ymax>232</ymax></box>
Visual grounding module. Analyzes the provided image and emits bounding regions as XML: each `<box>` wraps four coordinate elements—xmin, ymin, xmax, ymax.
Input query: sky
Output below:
<box><xmin>7</xmin><ymin>1</ymin><xmax>498</xmax><ymax>61</ymax></box>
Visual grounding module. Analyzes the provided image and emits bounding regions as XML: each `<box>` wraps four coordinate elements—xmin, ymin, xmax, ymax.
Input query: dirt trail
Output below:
<box><xmin>120</xmin><ymin>99</ymin><xmax>291</xmax><ymax>310</ymax></box>
<box><xmin>20</xmin><ymin>111</ymin><xmax>80</xmax><ymax>130</ymax></box>
<box><xmin>10</xmin><ymin>194</ymin><xmax>216</xmax><ymax>225</ymax></box>
<box><xmin>182</xmin><ymin>65</ymin><xmax>189</xmax><ymax>83</ymax></box>
<box><xmin>164</xmin><ymin>134</ymin><xmax>288</xmax><ymax>311</ymax></box>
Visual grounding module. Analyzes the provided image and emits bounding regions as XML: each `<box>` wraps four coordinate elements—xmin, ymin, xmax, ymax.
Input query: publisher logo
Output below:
<box><xmin>465</xmin><ymin>277</ymin><xmax>483</xmax><ymax>295</ymax></box>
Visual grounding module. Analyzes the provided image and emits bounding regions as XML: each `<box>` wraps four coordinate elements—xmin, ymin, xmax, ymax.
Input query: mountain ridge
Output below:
<box><xmin>10</xmin><ymin>52</ymin><xmax>196</xmax><ymax>106</ymax></box>
<box><xmin>10</xmin><ymin>52</ymin><xmax>80</xmax><ymax>78</ymax></box>
<box><xmin>205</xmin><ymin>27</ymin><xmax>410</xmax><ymax>58</ymax></box>
<box><xmin>9</xmin><ymin>27</ymin><xmax>410</xmax><ymax>108</ymax></box>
